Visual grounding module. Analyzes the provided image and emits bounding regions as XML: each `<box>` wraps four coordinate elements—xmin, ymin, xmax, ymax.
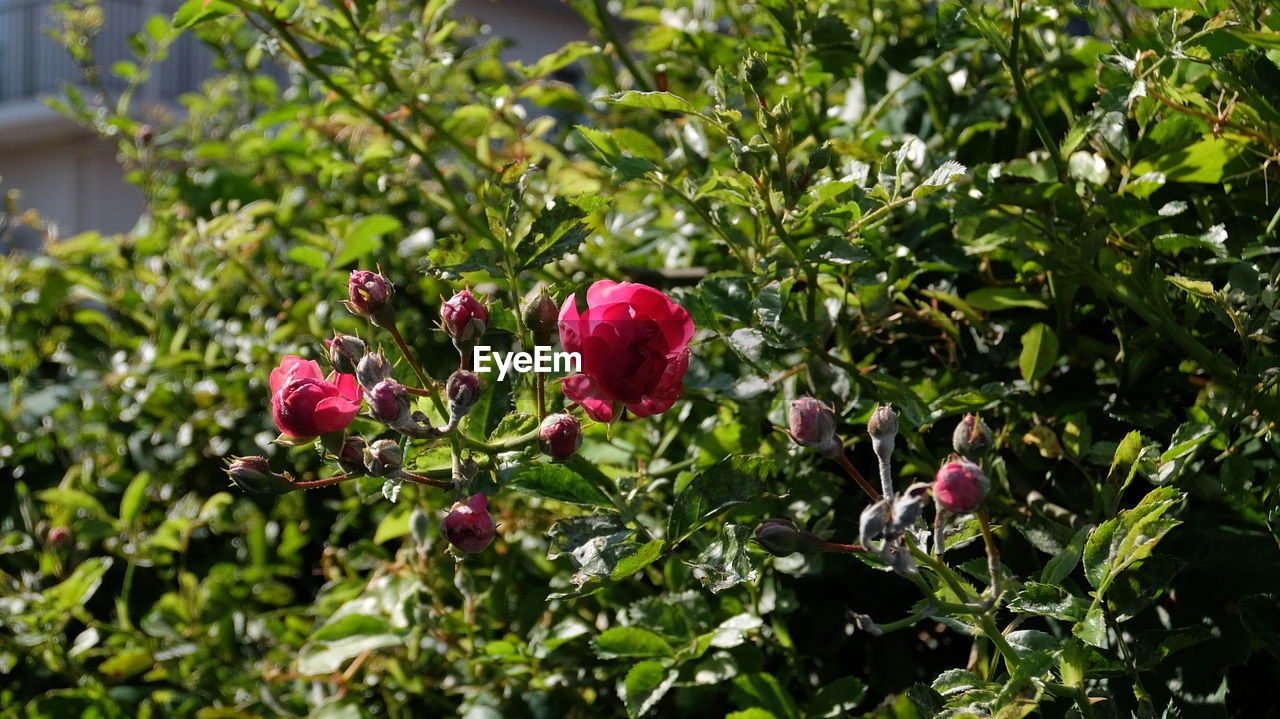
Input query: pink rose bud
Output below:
<box><xmin>788</xmin><ymin>397</ymin><xmax>840</xmax><ymax>457</ymax></box>
<box><xmin>754</xmin><ymin>519</ymin><xmax>822</xmax><ymax>557</ymax></box>
<box><xmin>952</xmin><ymin>414</ymin><xmax>993</xmax><ymax>458</ymax></box>
<box><xmin>442</xmin><ymin>493</ymin><xmax>495</xmax><ymax>554</ymax></box>
<box><xmin>345</xmin><ymin>270</ymin><xmax>395</xmax><ymax>325</ymax></box>
<box><xmin>269</xmin><ymin>356</ymin><xmax>360</xmax><ymax>439</ymax></box>
<box><xmin>441</xmin><ymin>290</ymin><xmax>489</xmax><ymax>343</ymax></box>
<box><xmin>445</xmin><ymin>370</ymin><xmax>483</xmax><ymax>419</ymax></box>
<box><xmin>48</xmin><ymin>526</ymin><xmax>71</xmax><ymax>546</ymax></box>
<box><xmin>326</xmin><ymin>334</ymin><xmax>366</xmax><ymax>375</ymax></box>
<box><xmin>538</xmin><ymin>412</ymin><xmax>582</xmax><ymax>460</ymax></box>
<box><xmin>366</xmin><ymin>379</ymin><xmax>410</xmax><ymax>425</ymax></box>
<box><xmin>934</xmin><ymin>459</ymin><xmax>990</xmax><ymax>514</ymax></box>
<box><xmin>336</xmin><ymin>436</ymin><xmax>367</xmax><ymax>475</ymax></box>
<box><xmin>225</xmin><ymin>455</ymin><xmax>295</xmax><ymax>495</ymax></box>
<box><xmin>363</xmin><ymin>438</ymin><xmax>404</xmax><ymax>476</ymax></box>
<box><xmin>523</xmin><ymin>290</ymin><xmax>559</xmax><ymax>343</ymax></box>
<box><xmin>356</xmin><ymin>352</ymin><xmax>393</xmax><ymax>390</ymax></box>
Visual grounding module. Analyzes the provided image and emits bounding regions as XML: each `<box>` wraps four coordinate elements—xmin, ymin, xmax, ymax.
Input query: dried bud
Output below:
<box><xmin>47</xmin><ymin>526</ymin><xmax>71</xmax><ymax>546</ymax></box>
<box><xmin>225</xmin><ymin>456</ymin><xmax>294</xmax><ymax>495</ymax></box>
<box><xmin>336</xmin><ymin>436</ymin><xmax>367</xmax><ymax>475</ymax></box>
<box><xmin>754</xmin><ymin>519</ymin><xmax>822</xmax><ymax>557</ymax></box>
<box><xmin>446</xmin><ymin>370</ymin><xmax>482</xmax><ymax>420</ymax></box>
<box><xmin>952</xmin><ymin>414</ymin><xmax>994</xmax><ymax>458</ymax></box>
<box><xmin>356</xmin><ymin>352</ymin><xmax>394</xmax><ymax>390</ymax></box>
<box><xmin>363</xmin><ymin>438</ymin><xmax>404</xmax><ymax>476</ymax></box>
<box><xmin>345</xmin><ymin>270</ymin><xmax>395</xmax><ymax>325</ymax></box>
<box><xmin>523</xmin><ymin>290</ymin><xmax>558</xmax><ymax>344</ymax></box>
<box><xmin>442</xmin><ymin>493</ymin><xmax>495</xmax><ymax>554</ymax></box>
<box><xmin>441</xmin><ymin>290</ymin><xmax>489</xmax><ymax>343</ymax></box>
<box><xmin>788</xmin><ymin>397</ymin><xmax>841</xmax><ymax>458</ymax></box>
<box><xmin>867</xmin><ymin>404</ymin><xmax>899</xmax><ymax>440</ymax></box>
<box><xmin>366</xmin><ymin>379</ymin><xmax>411</xmax><ymax>425</ymax></box>
<box><xmin>325</xmin><ymin>334</ymin><xmax>366</xmax><ymax>375</ymax></box>
<box><xmin>538</xmin><ymin>413</ymin><xmax>582</xmax><ymax>460</ymax></box>
<box><xmin>934</xmin><ymin>459</ymin><xmax>990</xmax><ymax>514</ymax></box>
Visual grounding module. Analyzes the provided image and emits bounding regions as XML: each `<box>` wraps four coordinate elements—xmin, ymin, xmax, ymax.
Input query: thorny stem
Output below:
<box><xmin>835</xmin><ymin>452</ymin><xmax>882</xmax><ymax>501</ymax></box>
<box><xmin>290</xmin><ymin>473</ymin><xmax>357</xmax><ymax>490</ymax></box>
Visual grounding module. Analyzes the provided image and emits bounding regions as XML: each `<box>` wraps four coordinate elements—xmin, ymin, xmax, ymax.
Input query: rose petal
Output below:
<box><xmin>332</xmin><ymin>373</ymin><xmax>360</xmax><ymax>402</ymax></box>
<box><xmin>561</xmin><ymin>373</ymin><xmax>615</xmax><ymax>423</ymax></box>
<box><xmin>558</xmin><ymin>294</ymin><xmax>585</xmax><ymax>355</ymax></box>
<box><xmin>271</xmin><ymin>355</ymin><xmax>322</xmax><ymax>395</ymax></box>
<box><xmin>312</xmin><ymin>395</ymin><xmax>360</xmax><ymax>434</ymax></box>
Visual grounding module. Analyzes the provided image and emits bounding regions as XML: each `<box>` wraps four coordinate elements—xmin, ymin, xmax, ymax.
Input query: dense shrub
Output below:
<box><xmin>2</xmin><ymin>0</ymin><xmax>1280</xmax><ymax>717</ymax></box>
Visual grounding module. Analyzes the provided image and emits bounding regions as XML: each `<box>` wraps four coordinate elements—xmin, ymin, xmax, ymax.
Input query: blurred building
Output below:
<box><xmin>0</xmin><ymin>0</ymin><xmax>585</xmax><ymax>242</ymax></box>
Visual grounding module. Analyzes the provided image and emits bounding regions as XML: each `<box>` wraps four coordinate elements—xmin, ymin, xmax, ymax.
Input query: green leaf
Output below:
<box><xmin>808</xmin><ymin>676</ymin><xmax>867</xmax><ymax>717</ymax></box>
<box><xmin>690</xmin><ymin>524</ymin><xmax>757</xmax><ymax>593</ymax></box>
<box><xmin>99</xmin><ymin>650</ymin><xmax>152</xmax><ymax>679</ymax></box>
<box><xmin>1131</xmin><ymin>135</ymin><xmax>1246</xmax><ymax>184</ymax></box>
<box><xmin>373</xmin><ymin>504</ymin><xmax>412</xmax><ymax>544</ymax></box>
<box><xmin>965</xmin><ymin>288</ymin><xmax>1047</xmax><ymax>311</ymax></box>
<box><xmin>173</xmin><ymin>0</ymin><xmax>234</xmax><ymax>28</ymax></box>
<box><xmin>1073</xmin><ymin>604</ymin><xmax>1108</xmax><ymax>648</ymax></box>
<box><xmin>506</xmin><ymin>464</ymin><xmax>610</xmax><ymax>506</ymax></box>
<box><xmin>1018</xmin><ymin>323</ymin><xmax>1059</xmax><ymax>384</ymax></box>
<box><xmin>512</xmin><ymin>41</ymin><xmax>599</xmax><ymax>78</ymax></box>
<box><xmin>1165</xmin><ymin>274</ymin><xmax>1216</xmax><ymax>298</ymax></box>
<box><xmin>299</xmin><ymin>615</ymin><xmax>406</xmax><ymax>674</ymax></box>
<box><xmin>1083</xmin><ymin>486</ymin><xmax>1183</xmax><ymax>594</ymax></box>
<box><xmin>611</xmin><ymin>539</ymin><xmax>666</xmax><ymax>581</ymax></box>
<box><xmin>1040</xmin><ymin>526</ymin><xmax>1089</xmax><ymax>585</ymax></box>
<box><xmin>621</xmin><ymin>661</ymin><xmax>677</xmax><ymax>719</ymax></box>
<box><xmin>335</xmin><ymin>215</ymin><xmax>400</xmax><ymax>267</ymax></box>
<box><xmin>1007</xmin><ymin>582</ymin><xmax>1087</xmax><ymax>621</ymax></box>
<box><xmin>732</xmin><ymin>673</ymin><xmax>801</xmax><ymax>719</ymax></box>
<box><xmin>913</xmin><ymin>160</ymin><xmax>967</xmax><ymax>198</ymax></box>
<box><xmin>43</xmin><ymin>557</ymin><xmax>112</xmax><ymax>613</ymax></box>
<box><xmin>592</xmin><ymin>627</ymin><xmax>674</xmax><ymax>659</ymax></box>
<box><xmin>287</xmin><ymin>245</ymin><xmax>328</xmax><ymax>271</ymax></box>
<box><xmin>118</xmin><ymin>473</ymin><xmax>150</xmax><ymax>528</ymax></box>
<box><xmin>607</xmin><ymin>91</ymin><xmax>698</xmax><ymax>114</ymax></box>
<box><xmin>668</xmin><ymin>456</ymin><xmax>775</xmax><ymax>543</ymax></box>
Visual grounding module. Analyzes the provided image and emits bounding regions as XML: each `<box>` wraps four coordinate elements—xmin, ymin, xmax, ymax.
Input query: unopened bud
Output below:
<box><xmin>806</xmin><ymin>142</ymin><xmax>835</xmax><ymax>175</ymax></box>
<box><xmin>934</xmin><ymin>459</ymin><xmax>989</xmax><ymax>514</ymax></box>
<box><xmin>366</xmin><ymin>379</ymin><xmax>411</xmax><ymax>425</ymax></box>
<box><xmin>743</xmin><ymin>53</ymin><xmax>767</xmax><ymax>94</ymax></box>
<box><xmin>788</xmin><ymin>397</ymin><xmax>841</xmax><ymax>458</ymax></box>
<box><xmin>325</xmin><ymin>334</ymin><xmax>366</xmax><ymax>375</ymax></box>
<box><xmin>363</xmin><ymin>438</ymin><xmax>404</xmax><ymax>476</ymax></box>
<box><xmin>867</xmin><ymin>404</ymin><xmax>899</xmax><ymax>440</ymax></box>
<box><xmin>48</xmin><ymin>526</ymin><xmax>71</xmax><ymax>546</ymax></box>
<box><xmin>754</xmin><ymin>519</ymin><xmax>822</xmax><ymax>557</ymax></box>
<box><xmin>441</xmin><ymin>290</ymin><xmax>489</xmax><ymax>344</ymax></box>
<box><xmin>225</xmin><ymin>456</ymin><xmax>294</xmax><ymax>495</ymax></box>
<box><xmin>952</xmin><ymin>414</ymin><xmax>994</xmax><ymax>458</ymax></box>
<box><xmin>336</xmin><ymin>436</ymin><xmax>367</xmax><ymax>475</ymax></box>
<box><xmin>345</xmin><ymin>270</ymin><xmax>395</xmax><ymax>326</ymax></box>
<box><xmin>446</xmin><ymin>370</ymin><xmax>482</xmax><ymax>422</ymax></box>
<box><xmin>442</xmin><ymin>493</ymin><xmax>495</xmax><ymax>554</ymax></box>
<box><xmin>523</xmin><ymin>290</ymin><xmax>558</xmax><ymax>344</ymax></box>
<box><xmin>356</xmin><ymin>352</ymin><xmax>393</xmax><ymax>390</ymax></box>
<box><xmin>538</xmin><ymin>413</ymin><xmax>582</xmax><ymax>460</ymax></box>
<box><xmin>410</xmin><ymin>508</ymin><xmax>432</xmax><ymax>546</ymax></box>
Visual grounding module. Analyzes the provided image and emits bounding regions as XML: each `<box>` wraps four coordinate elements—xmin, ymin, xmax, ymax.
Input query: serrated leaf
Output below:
<box><xmin>506</xmin><ymin>464</ymin><xmax>610</xmax><ymax>506</ymax></box>
<box><xmin>335</xmin><ymin>215</ymin><xmax>400</xmax><ymax>267</ymax></box>
<box><xmin>611</xmin><ymin>539</ymin><xmax>666</xmax><ymax>580</ymax></box>
<box><xmin>1040</xmin><ymin>526</ymin><xmax>1089</xmax><ymax>584</ymax></box>
<box><xmin>1083</xmin><ymin>486</ymin><xmax>1183</xmax><ymax>594</ymax></box>
<box><xmin>607</xmin><ymin>90</ymin><xmax>697</xmax><ymax>114</ymax></box>
<box><xmin>913</xmin><ymin>160</ymin><xmax>967</xmax><ymax>198</ymax></box>
<box><xmin>621</xmin><ymin>661</ymin><xmax>677</xmax><ymax>718</ymax></box>
<box><xmin>668</xmin><ymin>456</ymin><xmax>775</xmax><ymax>543</ymax></box>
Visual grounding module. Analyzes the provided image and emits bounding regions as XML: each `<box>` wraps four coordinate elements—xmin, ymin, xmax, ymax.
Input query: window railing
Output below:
<box><xmin>0</xmin><ymin>0</ymin><xmax>214</xmax><ymax>106</ymax></box>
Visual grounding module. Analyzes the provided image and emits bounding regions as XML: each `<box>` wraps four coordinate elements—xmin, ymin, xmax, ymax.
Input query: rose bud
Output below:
<box><xmin>523</xmin><ymin>290</ymin><xmax>558</xmax><ymax>344</ymax></box>
<box><xmin>934</xmin><ymin>459</ymin><xmax>990</xmax><ymax>514</ymax></box>
<box><xmin>445</xmin><ymin>370</ymin><xmax>482</xmax><ymax>419</ymax></box>
<box><xmin>952</xmin><ymin>414</ymin><xmax>994</xmax><ymax>458</ymax></box>
<box><xmin>538</xmin><ymin>413</ymin><xmax>582</xmax><ymax>460</ymax></box>
<box><xmin>366</xmin><ymin>379</ymin><xmax>411</xmax><ymax>425</ymax></box>
<box><xmin>441</xmin><ymin>290</ymin><xmax>489</xmax><ymax>343</ymax></box>
<box><xmin>345</xmin><ymin>270</ymin><xmax>395</xmax><ymax>326</ymax></box>
<box><xmin>225</xmin><ymin>455</ymin><xmax>295</xmax><ymax>495</ymax></box>
<box><xmin>356</xmin><ymin>352</ymin><xmax>393</xmax><ymax>390</ymax></box>
<box><xmin>363</xmin><ymin>438</ymin><xmax>404</xmax><ymax>477</ymax></box>
<box><xmin>867</xmin><ymin>404</ymin><xmax>899</xmax><ymax>440</ymax></box>
<box><xmin>442</xmin><ymin>493</ymin><xmax>495</xmax><ymax>554</ymax></box>
<box><xmin>754</xmin><ymin>519</ymin><xmax>822</xmax><ymax>557</ymax></box>
<box><xmin>788</xmin><ymin>397</ymin><xmax>841</xmax><ymax>457</ymax></box>
<box><xmin>325</xmin><ymin>334</ymin><xmax>366</xmax><ymax>375</ymax></box>
<box><xmin>48</xmin><ymin>526</ymin><xmax>71</xmax><ymax>546</ymax></box>
<box><xmin>336</xmin><ymin>436</ymin><xmax>367</xmax><ymax>475</ymax></box>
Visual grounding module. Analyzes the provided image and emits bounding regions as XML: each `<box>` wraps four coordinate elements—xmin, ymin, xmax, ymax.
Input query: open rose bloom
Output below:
<box><xmin>270</xmin><ymin>355</ymin><xmax>361</xmax><ymax>439</ymax></box>
<box><xmin>558</xmin><ymin>281</ymin><xmax>694</xmax><ymax>423</ymax></box>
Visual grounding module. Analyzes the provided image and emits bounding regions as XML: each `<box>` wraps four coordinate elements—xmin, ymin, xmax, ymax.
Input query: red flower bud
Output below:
<box><xmin>356</xmin><ymin>352</ymin><xmax>393</xmax><ymax>390</ymax></box>
<box><xmin>366</xmin><ymin>379</ymin><xmax>410</xmax><ymax>425</ymax></box>
<box><xmin>225</xmin><ymin>455</ymin><xmax>295</xmax><ymax>495</ymax></box>
<box><xmin>345</xmin><ymin>270</ymin><xmax>395</xmax><ymax>325</ymax></box>
<box><xmin>441</xmin><ymin>290</ymin><xmax>489</xmax><ymax>342</ymax></box>
<box><xmin>523</xmin><ymin>290</ymin><xmax>559</xmax><ymax>343</ymax></box>
<box><xmin>754</xmin><ymin>518</ymin><xmax>823</xmax><ymax>557</ymax></box>
<box><xmin>442</xmin><ymin>493</ymin><xmax>495</xmax><ymax>554</ymax></box>
<box><xmin>326</xmin><ymin>334</ymin><xmax>366</xmax><ymax>375</ymax></box>
<box><xmin>336</xmin><ymin>436</ymin><xmax>367</xmax><ymax>475</ymax></box>
<box><xmin>934</xmin><ymin>460</ymin><xmax>989</xmax><ymax>514</ymax></box>
<box><xmin>446</xmin><ymin>370</ymin><xmax>483</xmax><ymax>419</ymax></box>
<box><xmin>952</xmin><ymin>414</ymin><xmax>994</xmax><ymax>458</ymax></box>
<box><xmin>363</xmin><ymin>438</ymin><xmax>404</xmax><ymax>476</ymax></box>
<box><xmin>48</xmin><ymin>526</ymin><xmax>71</xmax><ymax>546</ymax></box>
<box><xmin>538</xmin><ymin>413</ymin><xmax>582</xmax><ymax>460</ymax></box>
<box><xmin>788</xmin><ymin>397</ymin><xmax>840</xmax><ymax>457</ymax></box>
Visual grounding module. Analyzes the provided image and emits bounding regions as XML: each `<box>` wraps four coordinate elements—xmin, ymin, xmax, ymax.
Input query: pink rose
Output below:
<box><xmin>558</xmin><ymin>280</ymin><xmax>694</xmax><ymax>423</ymax></box>
<box><xmin>269</xmin><ymin>355</ymin><xmax>361</xmax><ymax>439</ymax></box>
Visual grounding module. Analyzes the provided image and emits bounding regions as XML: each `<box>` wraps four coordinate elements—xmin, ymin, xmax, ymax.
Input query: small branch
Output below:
<box><xmin>835</xmin><ymin>452</ymin><xmax>882</xmax><ymax>501</ymax></box>
<box><xmin>290</xmin><ymin>473</ymin><xmax>357</xmax><ymax>490</ymax></box>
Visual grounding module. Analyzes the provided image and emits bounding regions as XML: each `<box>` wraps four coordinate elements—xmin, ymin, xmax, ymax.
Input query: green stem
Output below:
<box><xmin>980</xmin><ymin>614</ymin><xmax>1021</xmax><ymax>672</ymax></box>
<box><xmin>587</xmin><ymin>0</ymin><xmax>651</xmax><ymax>91</ymax></box>
<box><xmin>1006</xmin><ymin>0</ymin><xmax>1067</xmax><ymax>182</ymax></box>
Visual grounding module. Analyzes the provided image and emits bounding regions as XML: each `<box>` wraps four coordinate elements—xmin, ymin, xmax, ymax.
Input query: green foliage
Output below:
<box><xmin>3</xmin><ymin>0</ymin><xmax>1280</xmax><ymax>717</ymax></box>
